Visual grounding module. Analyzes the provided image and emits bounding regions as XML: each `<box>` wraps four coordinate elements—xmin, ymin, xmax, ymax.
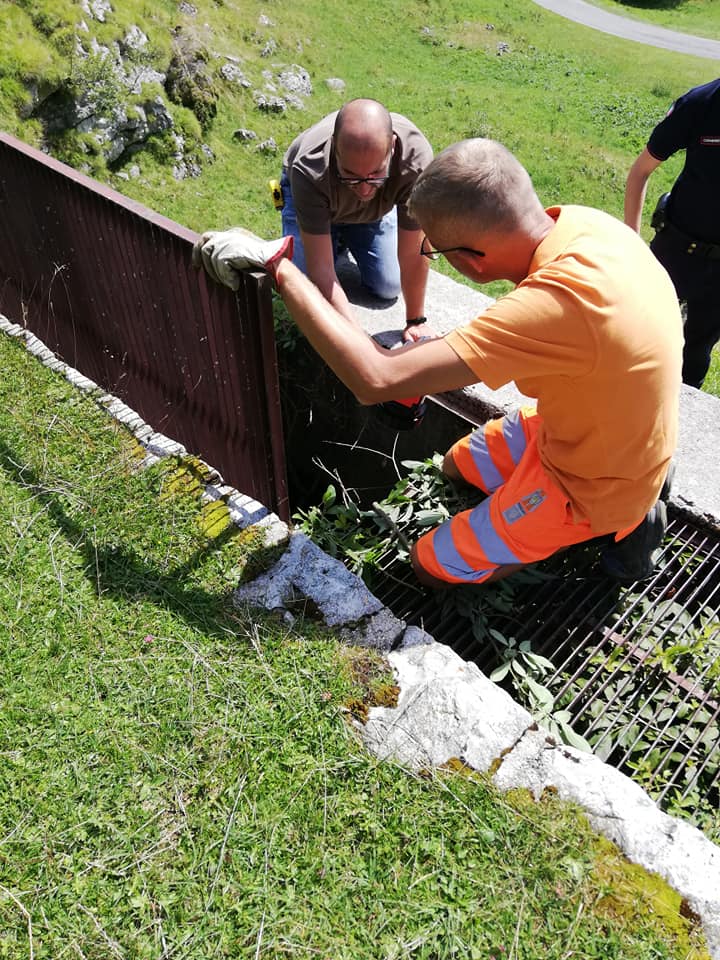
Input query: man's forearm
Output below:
<box><xmin>625</xmin><ymin>167</ymin><xmax>649</xmax><ymax>233</ymax></box>
<box><xmin>301</xmin><ymin>228</ymin><xmax>360</xmax><ymax>326</ymax></box>
<box><xmin>398</xmin><ymin>229</ymin><xmax>429</xmax><ymax>321</ymax></box>
<box><xmin>318</xmin><ymin>274</ymin><xmax>360</xmax><ymax>327</ymax></box>
<box><xmin>625</xmin><ymin>149</ymin><xmax>662</xmax><ymax>233</ymax></box>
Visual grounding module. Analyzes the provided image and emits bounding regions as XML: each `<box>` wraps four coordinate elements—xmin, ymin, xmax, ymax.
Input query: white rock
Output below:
<box><xmin>361</xmin><ymin>642</ymin><xmax>532</xmax><ymax>771</ymax></box>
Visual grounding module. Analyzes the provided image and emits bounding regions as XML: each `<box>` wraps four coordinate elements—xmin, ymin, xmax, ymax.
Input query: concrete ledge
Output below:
<box><xmin>674</xmin><ymin>385</ymin><xmax>720</xmax><ymax>526</ymax></box>
<box><xmin>362</xmin><ymin>643</ymin><xmax>532</xmax><ymax>770</ymax></box>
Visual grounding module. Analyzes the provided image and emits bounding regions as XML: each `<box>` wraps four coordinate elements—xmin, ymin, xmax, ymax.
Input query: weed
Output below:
<box><xmin>70</xmin><ymin>50</ymin><xmax>125</xmax><ymax>117</ymax></box>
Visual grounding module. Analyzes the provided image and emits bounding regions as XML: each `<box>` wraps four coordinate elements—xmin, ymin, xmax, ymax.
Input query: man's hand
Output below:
<box><xmin>192</xmin><ymin>227</ymin><xmax>293</xmax><ymax>290</ymax></box>
<box><xmin>403</xmin><ymin>321</ymin><xmax>436</xmax><ymax>343</ymax></box>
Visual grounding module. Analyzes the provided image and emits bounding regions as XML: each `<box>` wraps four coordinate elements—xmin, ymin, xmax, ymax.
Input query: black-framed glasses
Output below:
<box><xmin>336</xmin><ymin>174</ymin><xmax>389</xmax><ymax>187</ymax></box>
<box><xmin>420</xmin><ymin>237</ymin><xmax>485</xmax><ymax>260</ymax></box>
<box><xmin>334</xmin><ymin>144</ymin><xmax>393</xmax><ymax>188</ymax></box>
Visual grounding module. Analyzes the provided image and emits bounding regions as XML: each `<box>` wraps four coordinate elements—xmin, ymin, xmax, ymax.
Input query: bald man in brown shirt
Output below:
<box><xmin>280</xmin><ymin>99</ymin><xmax>433</xmax><ymax>341</ymax></box>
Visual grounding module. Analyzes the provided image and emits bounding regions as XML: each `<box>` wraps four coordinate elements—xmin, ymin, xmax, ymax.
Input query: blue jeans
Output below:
<box><xmin>280</xmin><ymin>171</ymin><xmax>401</xmax><ymax>300</ymax></box>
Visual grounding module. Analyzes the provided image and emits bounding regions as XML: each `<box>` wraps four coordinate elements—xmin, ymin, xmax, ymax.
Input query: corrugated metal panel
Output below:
<box><xmin>0</xmin><ymin>132</ymin><xmax>288</xmax><ymax>520</ymax></box>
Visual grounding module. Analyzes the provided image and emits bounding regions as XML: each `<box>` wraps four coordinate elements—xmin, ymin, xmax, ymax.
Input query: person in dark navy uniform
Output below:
<box><xmin>625</xmin><ymin>78</ymin><xmax>720</xmax><ymax>388</ymax></box>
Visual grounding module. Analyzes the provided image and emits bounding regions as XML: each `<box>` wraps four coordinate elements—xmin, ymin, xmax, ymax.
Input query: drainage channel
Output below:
<box><xmin>367</xmin><ymin>513</ymin><xmax>720</xmax><ymax>821</ymax></box>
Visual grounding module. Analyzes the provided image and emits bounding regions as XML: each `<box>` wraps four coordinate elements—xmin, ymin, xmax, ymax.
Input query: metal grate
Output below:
<box><xmin>369</xmin><ymin>512</ymin><xmax>720</xmax><ymax>813</ymax></box>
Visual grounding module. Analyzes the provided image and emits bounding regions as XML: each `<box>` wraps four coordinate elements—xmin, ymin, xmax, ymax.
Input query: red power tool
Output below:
<box><xmin>371</xmin><ymin>335</ymin><xmax>429</xmax><ymax>430</ymax></box>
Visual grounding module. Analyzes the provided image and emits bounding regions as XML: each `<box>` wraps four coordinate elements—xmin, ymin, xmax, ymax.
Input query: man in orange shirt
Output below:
<box><xmin>195</xmin><ymin>139</ymin><xmax>682</xmax><ymax>584</ymax></box>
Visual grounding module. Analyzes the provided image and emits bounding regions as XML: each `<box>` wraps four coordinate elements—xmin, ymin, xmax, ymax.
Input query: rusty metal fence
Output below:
<box><xmin>0</xmin><ymin>131</ymin><xmax>288</xmax><ymax>520</ymax></box>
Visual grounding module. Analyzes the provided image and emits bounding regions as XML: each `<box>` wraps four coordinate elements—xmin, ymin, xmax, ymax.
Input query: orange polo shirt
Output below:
<box><xmin>445</xmin><ymin>205</ymin><xmax>683</xmax><ymax>534</ymax></box>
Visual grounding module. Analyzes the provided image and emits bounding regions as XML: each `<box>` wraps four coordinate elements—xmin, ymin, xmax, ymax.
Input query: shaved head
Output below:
<box><xmin>408</xmin><ymin>138</ymin><xmax>544</xmax><ymax>237</ymax></box>
<box><xmin>333</xmin><ymin>99</ymin><xmax>393</xmax><ymax>155</ymax></box>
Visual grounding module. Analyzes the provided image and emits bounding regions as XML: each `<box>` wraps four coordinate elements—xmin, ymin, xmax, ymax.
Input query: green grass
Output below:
<box><xmin>0</xmin><ymin>6</ymin><xmax>718</xmax><ymax>955</ymax></box>
<box><xmin>585</xmin><ymin>0</ymin><xmax>720</xmax><ymax>40</ymax></box>
<box><xmin>0</xmin><ymin>328</ymin><xmax>712</xmax><ymax>959</ymax></box>
<box><xmin>705</xmin><ymin>349</ymin><xmax>720</xmax><ymax>393</ymax></box>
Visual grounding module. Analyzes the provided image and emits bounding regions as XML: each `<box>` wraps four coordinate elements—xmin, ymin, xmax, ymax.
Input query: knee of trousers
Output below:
<box><xmin>365</xmin><ymin>273</ymin><xmax>401</xmax><ymax>300</ymax></box>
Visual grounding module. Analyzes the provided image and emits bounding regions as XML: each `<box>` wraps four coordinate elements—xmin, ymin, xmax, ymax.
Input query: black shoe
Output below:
<box><xmin>660</xmin><ymin>461</ymin><xmax>675</xmax><ymax>503</ymax></box>
<box><xmin>600</xmin><ymin>500</ymin><xmax>667</xmax><ymax>584</ymax></box>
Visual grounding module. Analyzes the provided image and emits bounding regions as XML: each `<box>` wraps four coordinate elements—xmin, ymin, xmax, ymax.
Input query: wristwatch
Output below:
<box><xmin>405</xmin><ymin>316</ymin><xmax>427</xmax><ymax>326</ymax></box>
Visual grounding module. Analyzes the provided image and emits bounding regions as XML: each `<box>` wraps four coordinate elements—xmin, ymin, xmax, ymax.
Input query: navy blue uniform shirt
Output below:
<box><xmin>648</xmin><ymin>77</ymin><xmax>720</xmax><ymax>243</ymax></box>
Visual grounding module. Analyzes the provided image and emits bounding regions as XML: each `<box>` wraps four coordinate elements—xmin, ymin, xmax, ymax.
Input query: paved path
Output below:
<box><xmin>531</xmin><ymin>0</ymin><xmax>720</xmax><ymax>60</ymax></box>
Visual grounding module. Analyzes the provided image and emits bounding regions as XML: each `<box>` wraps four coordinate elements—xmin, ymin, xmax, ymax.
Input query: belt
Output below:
<box><xmin>661</xmin><ymin>218</ymin><xmax>720</xmax><ymax>260</ymax></box>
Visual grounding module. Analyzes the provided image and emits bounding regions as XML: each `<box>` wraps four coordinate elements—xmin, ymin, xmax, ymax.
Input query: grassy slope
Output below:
<box><xmin>3</xmin><ymin>0</ymin><xmax>706</xmax><ymax>234</ymax></box>
<box><xmin>105</xmin><ymin>0</ymin><xmax>711</xmax><ymax>233</ymax></box>
<box><xmin>1</xmin><ymin>2</ymin><xmax>719</xmax><ymax>350</ymax></box>
<box><xmin>3</xmin><ymin>0</ymin><xmax>718</xmax><ymax>389</ymax></box>
<box><xmin>0</xmin><ymin>329</ymin><xmax>709</xmax><ymax>958</ymax></box>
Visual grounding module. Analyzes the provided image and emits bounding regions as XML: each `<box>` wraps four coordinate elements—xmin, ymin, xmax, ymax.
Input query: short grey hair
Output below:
<box><xmin>408</xmin><ymin>138</ymin><xmax>540</xmax><ymax>235</ymax></box>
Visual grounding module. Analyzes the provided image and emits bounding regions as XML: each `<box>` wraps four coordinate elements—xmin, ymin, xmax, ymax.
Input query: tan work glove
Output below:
<box><xmin>192</xmin><ymin>227</ymin><xmax>293</xmax><ymax>290</ymax></box>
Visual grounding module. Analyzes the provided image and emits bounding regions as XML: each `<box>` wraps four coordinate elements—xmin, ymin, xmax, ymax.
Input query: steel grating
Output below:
<box><xmin>368</xmin><ymin>512</ymin><xmax>720</xmax><ymax>813</ymax></box>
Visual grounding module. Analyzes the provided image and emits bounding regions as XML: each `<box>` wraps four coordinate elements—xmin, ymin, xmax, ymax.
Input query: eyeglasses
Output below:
<box><xmin>420</xmin><ymin>237</ymin><xmax>485</xmax><ymax>260</ymax></box>
<box><xmin>336</xmin><ymin>174</ymin><xmax>389</xmax><ymax>187</ymax></box>
<box><xmin>335</xmin><ymin>147</ymin><xmax>392</xmax><ymax>187</ymax></box>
